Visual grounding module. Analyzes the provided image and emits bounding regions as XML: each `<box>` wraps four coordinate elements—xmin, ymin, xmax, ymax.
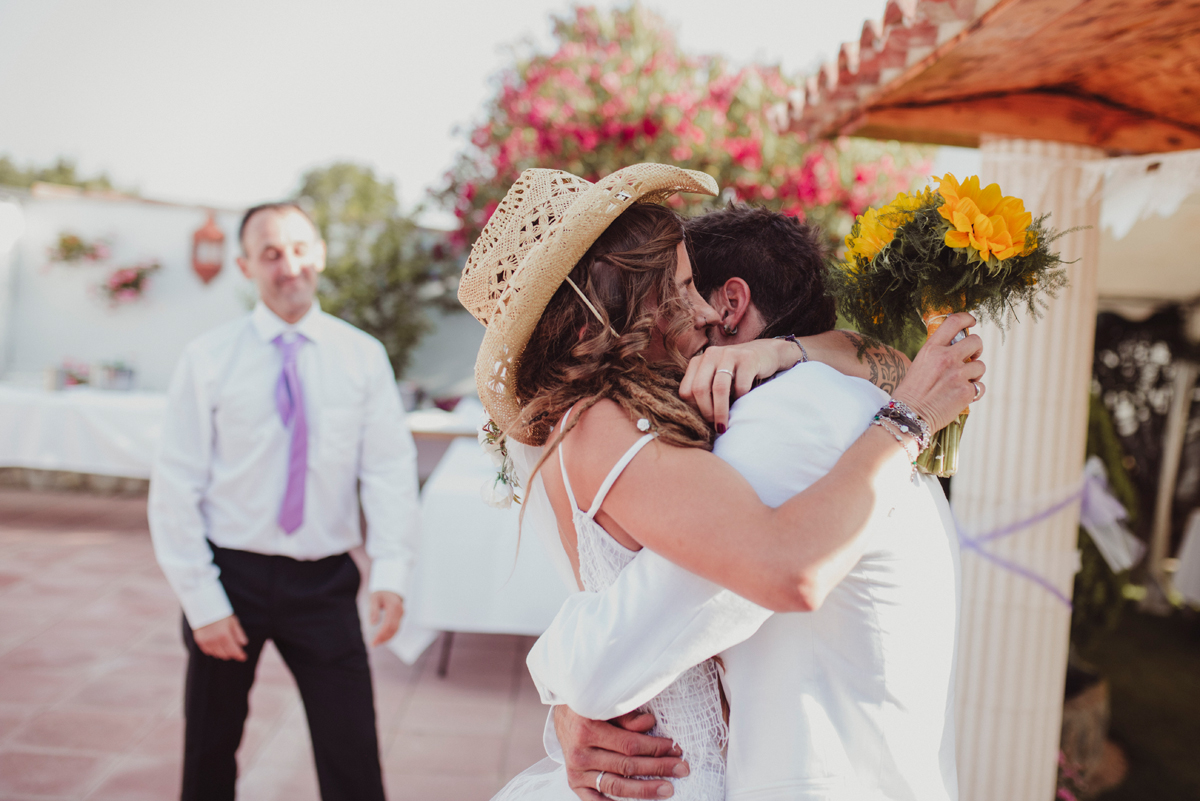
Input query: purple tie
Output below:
<box><xmin>273</xmin><ymin>334</ymin><xmax>308</xmax><ymax>534</ymax></box>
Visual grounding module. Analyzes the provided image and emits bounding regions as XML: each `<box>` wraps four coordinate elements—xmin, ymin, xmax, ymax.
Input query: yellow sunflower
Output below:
<box><xmin>935</xmin><ymin>174</ymin><xmax>1033</xmax><ymax>262</ymax></box>
<box><xmin>843</xmin><ymin>188</ymin><xmax>935</xmax><ymax>269</ymax></box>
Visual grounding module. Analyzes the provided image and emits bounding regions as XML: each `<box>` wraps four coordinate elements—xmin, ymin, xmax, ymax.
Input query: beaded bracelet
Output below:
<box><xmin>887</xmin><ymin>398</ymin><xmax>929</xmax><ymax>439</ymax></box>
<box><xmin>876</xmin><ymin>399</ymin><xmax>931</xmax><ymax>452</ymax></box>
<box><xmin>870</xmin><ymin>418</ymin><xmax>918</xmax><ymax>479</ymax></box>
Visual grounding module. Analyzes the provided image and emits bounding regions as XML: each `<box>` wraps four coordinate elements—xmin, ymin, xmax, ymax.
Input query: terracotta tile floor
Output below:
<box><xmin>0</xmin><ymin>488</ymin><xmax>550</xmax><ymax>800</ymax></box>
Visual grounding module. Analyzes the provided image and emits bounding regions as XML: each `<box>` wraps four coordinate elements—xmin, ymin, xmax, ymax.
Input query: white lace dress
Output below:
<box><xmin>492</xmin><ymin>427</ymin><xmax>727</xmax><ymax>801</ymax></box>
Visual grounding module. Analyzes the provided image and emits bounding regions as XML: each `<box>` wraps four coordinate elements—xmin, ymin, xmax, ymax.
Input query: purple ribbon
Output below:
<box><xmin>273</xmin><ymin>333</ymin><xmax>308</xmax><ymax>534</ymax></box>
<box><xmin>954</xmin><ymin>469</ymin><xmax>1118</xmax><ymax>608</ymax></box>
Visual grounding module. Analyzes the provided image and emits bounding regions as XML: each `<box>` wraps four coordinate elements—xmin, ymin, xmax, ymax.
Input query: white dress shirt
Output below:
<box><xmin>526</xmin><ymin>363</ymin><xmax>961</xmax><ymax>801</ymax></box>
<box><xmin>149</xmin><ymin>302</ymin><xmax>421</xmax><ymax>629</ymax></box>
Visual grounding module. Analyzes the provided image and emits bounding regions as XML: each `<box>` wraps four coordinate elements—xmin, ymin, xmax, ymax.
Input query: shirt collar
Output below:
<box><xmin>251</xmin><ymin>300</ymin><xmax>324</xmax><ymax>344</ymax></box>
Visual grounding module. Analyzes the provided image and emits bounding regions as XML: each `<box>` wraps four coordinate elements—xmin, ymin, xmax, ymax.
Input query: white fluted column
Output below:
<box><xmin>0</xmin><ymin>199</ymin><xmax>26</xmax><ymax>377</ymax></box>
<box><xmin>952</xmin><ymin>138</ymin><xmax>1103</xmax><ymax>801</ymax></box>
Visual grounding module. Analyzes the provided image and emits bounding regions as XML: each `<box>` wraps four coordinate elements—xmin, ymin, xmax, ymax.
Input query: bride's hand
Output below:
<box><xmin>890</xmin><ymin>312</ymin><xmax>986</xmax><ymax>431</ymax></box>
<box><xmin>680</xmin><ymin>338</ymin><xmax>804</xmax><ymax>431</ymax></box>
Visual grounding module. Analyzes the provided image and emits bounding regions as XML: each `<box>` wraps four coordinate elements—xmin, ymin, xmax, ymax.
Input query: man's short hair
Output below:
<box><xmin>686</xmin><ymin>203</ymin><xmax>836</xmax><ymax>338</ymax></box>
<box><xmin>238</xmin><ymin>202</ymin><xmax>318</xmax><ymax>252</ymax></box>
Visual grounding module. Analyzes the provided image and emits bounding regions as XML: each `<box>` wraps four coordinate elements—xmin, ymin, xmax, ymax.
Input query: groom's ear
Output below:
<box><xmin>719</xmin><ymin>278</ymin><xmax>754</xmax><ymax>329</ymax></box>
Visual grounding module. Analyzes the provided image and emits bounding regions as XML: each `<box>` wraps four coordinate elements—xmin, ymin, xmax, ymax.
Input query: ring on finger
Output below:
<box><xmin>971</xmin><ymin>381</ymin><xmax>983</xmax><ymax>402</ymax></box>
<box><xmin>716</xmin><ymin>368</ymin><xmax>734</xmax><ymax>377</ymax></box>
<box><xmin>596</xmin><ymin>771</ymin><xmax>605</xmax><ymax>793</ymax></box>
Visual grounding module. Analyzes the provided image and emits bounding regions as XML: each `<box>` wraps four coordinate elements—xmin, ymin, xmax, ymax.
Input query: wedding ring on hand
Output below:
<box><xmin>971</xmin><ymin>381</ymin><xmax>983</xmax><ymax>402</ymax></box>
<box><xmin>595</xmin><ymin>771</ymin><xmax>605</xmax><ymax>792</ymax></box>
<box><xmin>716</xmin><ymin>369</ymin><xmax>734</xmax><ymax>378</ymax></box>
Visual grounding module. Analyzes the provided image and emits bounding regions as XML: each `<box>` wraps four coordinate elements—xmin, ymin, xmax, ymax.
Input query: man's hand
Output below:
<box><xmin>369</xmin><ymin>591</ymin><xmax>404</xmax><ymax>646</ymax></box>
<box><xmin>555</xmin><ymin>705</ymin><xmax>688</xmax><ymax>800</ymax></box>
<box><xmin>192</xmin><ymin>614</ymin><xmax>249</xmax><ymax>661</ymax></box>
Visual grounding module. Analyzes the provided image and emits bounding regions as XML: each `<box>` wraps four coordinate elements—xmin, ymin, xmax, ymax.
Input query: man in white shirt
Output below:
<box><xmin>526</xmin><ymin>206</ymin><xmax>962</xmax><ymax>800</ymax></box>
<box><xmin>149</xmin><ymin>203</ymin><xmax>420</xmax><ymax>801</ymax></box>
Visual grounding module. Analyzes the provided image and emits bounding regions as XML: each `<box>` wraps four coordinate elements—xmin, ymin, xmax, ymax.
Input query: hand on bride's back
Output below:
<box><xmin>891</xmin><ymin>312</ymin><xmax>985</xmax><ymax>430</ymax></box>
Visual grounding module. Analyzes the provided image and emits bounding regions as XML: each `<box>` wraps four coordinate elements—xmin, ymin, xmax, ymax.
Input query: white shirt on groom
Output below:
<box><xmin>527</xmin><ymin>362</ymin><xmax>961</xmax><ymax>801</ymax></box>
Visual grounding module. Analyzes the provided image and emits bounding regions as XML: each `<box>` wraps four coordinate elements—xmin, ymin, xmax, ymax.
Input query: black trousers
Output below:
<box><xmin>180</xmin><ymin>545</ymin><xmax>385</xmax><ymax>801</ymax></box>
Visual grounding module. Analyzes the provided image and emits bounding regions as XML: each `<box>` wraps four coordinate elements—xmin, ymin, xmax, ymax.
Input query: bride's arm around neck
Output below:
<box><xmin>542</xmin><ymin>399</ymin><xmax>910</xmax><ymax>613</ymax></box>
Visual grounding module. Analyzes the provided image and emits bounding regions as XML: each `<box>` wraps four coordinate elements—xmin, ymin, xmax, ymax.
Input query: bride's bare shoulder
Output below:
<box><xmin>557</xmin><ymin>400</ymin><xmax>644</xmax><ymax>470</ymax></box>
<box><xmin>540</xmin><ymin>399</ymin><xmax>645</xmax><ymax>514</ymax></box>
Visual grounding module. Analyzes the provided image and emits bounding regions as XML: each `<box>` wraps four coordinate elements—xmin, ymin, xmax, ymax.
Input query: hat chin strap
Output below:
<box><xmin>564</xmin><ymin>276</ymin><xmax>620</xmax><ymax>338</ymax></box>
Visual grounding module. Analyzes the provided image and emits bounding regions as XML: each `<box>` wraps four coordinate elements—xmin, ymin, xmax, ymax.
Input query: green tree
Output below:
<box><xmin>440</xmin><ymin>2</ymin><xmax>930</xmax><ymax>246</ymax></box>
<box><xmin>0</xmin><ymin>155</ymin><xmax>116</xmax><ymax>191</ymax></box>
<box><xmin>298</xmin><ymin>163</ymin><xmax>462</xmax><ymax>378</ymax></box>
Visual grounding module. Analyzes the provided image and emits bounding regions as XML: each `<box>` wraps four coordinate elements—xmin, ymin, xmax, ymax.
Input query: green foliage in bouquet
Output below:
<box><xmin>828</xmin><ymin>175</ymin><xmax>1071</xmax><ymax>347</ymax></box>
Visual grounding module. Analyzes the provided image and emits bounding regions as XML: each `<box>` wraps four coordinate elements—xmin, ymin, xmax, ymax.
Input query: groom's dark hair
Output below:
<box><xmin>686</xmin><ymin>203</ymin><xmax>836</xmax><ymax>338</ymax></box>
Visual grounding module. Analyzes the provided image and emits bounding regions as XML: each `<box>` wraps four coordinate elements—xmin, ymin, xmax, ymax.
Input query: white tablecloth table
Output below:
<box><xmin>0</xmin><ymin>385</ymin><xmax>167</xmax><ymax>478</ymax></box>
<box><xmin>388</xmin><ymin>436</ymin><xmax>571</xmax><ymax>663</ymax></box>
<box><xmin>0</xmin><ymin>384</ymin><xmax>484</xmax><ymax>481</ymax></box>
<box><xmin>0</xmin><ymin>384</ymin><xmax>570</xmax><ymax>654</ymax></box>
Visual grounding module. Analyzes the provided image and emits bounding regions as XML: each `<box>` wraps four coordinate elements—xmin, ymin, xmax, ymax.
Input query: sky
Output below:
<box><xmin>0</xmin><ymin>0</ymin><xmax>890</xmax><ymax>227</ymax></box>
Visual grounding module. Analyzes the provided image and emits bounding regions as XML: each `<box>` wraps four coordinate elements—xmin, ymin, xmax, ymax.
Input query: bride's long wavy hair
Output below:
<box><xmin>512</xmin><ymin>203</ymin><xmax>714</xmax><ymax>477</ymax></box>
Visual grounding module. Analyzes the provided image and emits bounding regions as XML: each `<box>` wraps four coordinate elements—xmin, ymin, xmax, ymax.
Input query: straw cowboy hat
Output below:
<box><xmin>459</xmin><ymin>163</ymin><xmax>718</xmax><ymax>443</ymax></box>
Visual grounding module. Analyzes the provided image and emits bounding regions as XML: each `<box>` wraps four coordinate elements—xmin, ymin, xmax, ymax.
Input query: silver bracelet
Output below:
<box><xmin>774</xmin><ymin>334</ymin><xmax>808</xmax><ymax>366</ymax></box>
<box><xmin>878</xmin><ymin>399</ymin><xmax>931</xmax><ymax>451</ymax></box>
<box><xmin>871</xmin><ymin>418</ymin><xmax>918</xmax><ymax>479</ymax></box>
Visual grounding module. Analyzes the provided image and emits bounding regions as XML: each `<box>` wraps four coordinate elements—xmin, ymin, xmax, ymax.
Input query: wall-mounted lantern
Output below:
<box><xmin>192</xmin><ymin>212</ymin><xmax>225</xmax><ymax>284</ymax></box>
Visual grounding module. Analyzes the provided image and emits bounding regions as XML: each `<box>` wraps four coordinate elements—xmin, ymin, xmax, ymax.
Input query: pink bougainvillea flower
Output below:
<box><xmin>440</xmin><ymin>3</ymin><xmax>930</xmax><ymax>249</ymax></box>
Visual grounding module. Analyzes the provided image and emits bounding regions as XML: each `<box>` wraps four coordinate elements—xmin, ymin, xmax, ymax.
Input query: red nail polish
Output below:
<box><xmin>716</xmin><ymin>423</ymin><xmax>726</xmax><ymax>435</ymax></box>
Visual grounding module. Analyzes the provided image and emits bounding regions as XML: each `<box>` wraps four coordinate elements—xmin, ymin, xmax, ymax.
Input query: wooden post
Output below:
<box><xmin>1143</xmin><ymin>361</ymin><xmax>1199</xmax><ymax>611</ymax></box>
<box><xmin>952</xmin><ymin>137</ymin><xmax>1104</xmax><ymax>801</ymax></box>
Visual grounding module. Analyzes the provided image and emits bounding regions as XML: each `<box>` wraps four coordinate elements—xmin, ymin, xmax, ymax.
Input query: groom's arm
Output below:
<box><xmin>527</xmin><ymin>547</ymin><xmax>772</xmax><ymax>721</ymax></box>
<box><xmin>531</xmin><ymin>551</ymin><xmax>769</xmax><ymax>800</ymax></box>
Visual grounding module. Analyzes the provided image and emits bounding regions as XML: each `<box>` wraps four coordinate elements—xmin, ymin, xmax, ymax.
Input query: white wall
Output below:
<box><xmin>2</xmin><ymin>191</ymin><xmax>250</xmax><ymax>391</ymax></box>
<box><xmin>1097</xmin><ymin>190</ymin><xmax>1200</xmax><ymax>301</ymax></box>
<box><xmin>405</xmin><ymin>306</ymin><xmax>484</xmax><ymax>400</ymax></box>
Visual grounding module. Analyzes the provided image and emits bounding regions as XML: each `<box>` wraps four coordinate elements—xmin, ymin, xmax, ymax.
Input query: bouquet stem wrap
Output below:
<box><xmin>916</xmin><ymin>309</ymin><xmax>969</xmax><ymax>478</ymax></box>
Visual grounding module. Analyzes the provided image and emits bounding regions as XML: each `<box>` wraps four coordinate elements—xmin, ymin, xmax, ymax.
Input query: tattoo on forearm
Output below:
<box><xmin>838</xmin><ymin>331</ymin><xmax>908</xmax><ymax>395</ymax></box>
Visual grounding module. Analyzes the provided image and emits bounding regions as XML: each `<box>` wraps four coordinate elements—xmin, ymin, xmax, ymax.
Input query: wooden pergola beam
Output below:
<box><xmin>844</xmin><ymin>91</ymin><xmax>1200</xmax><ymax>153</ymax></box>
<box><xmin>789</xmin><ymin>0</ymin><xmax>1200</xmax><ymax>155</ymax></box>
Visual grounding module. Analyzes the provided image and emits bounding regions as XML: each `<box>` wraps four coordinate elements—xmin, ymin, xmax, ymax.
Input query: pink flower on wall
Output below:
<box><xmin>47</xmin><ymin>232</ymin><xmax>110</xmax><ymax>265</ymax></box>
<box><xmin>99</xmin><ymin>261</ymin><xmax>160</xmax><ymax>307</ymax></box>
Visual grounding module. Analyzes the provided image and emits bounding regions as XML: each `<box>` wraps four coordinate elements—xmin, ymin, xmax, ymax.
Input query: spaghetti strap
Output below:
<box><xmin>585</xmin><ymin>432</ymin><xmax>656</xmax><ymax>518</ymax></box>
<box><xmin>556</xmin><ymin>404</ymin><xmax>657</xmax><ymax>519</ymax></box>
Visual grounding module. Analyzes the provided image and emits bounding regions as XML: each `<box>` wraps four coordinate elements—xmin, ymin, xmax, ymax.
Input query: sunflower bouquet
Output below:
<box><xmin>828</xmin><ymin>174</ymin><xmax>1070</xmax><ymax>477</ymax></box>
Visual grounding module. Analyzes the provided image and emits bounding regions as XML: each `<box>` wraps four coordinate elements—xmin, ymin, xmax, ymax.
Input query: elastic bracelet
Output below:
<box><xmin>878</xmin><ymin>399</ymin><xmax>931</xmax><ymax>451</ymax></box>
<box><xmin>875</xmin><ymin>408</ymin><xmax>929</xmax><ymax>452</ymax></box>
<box><xmin>887</xmin><ymin>398</ymin><xmax>929</xmax><ymax>440</ymax></box>
<box><xmin>870</xmin><ymin>418</ymin><xmax>918</xmax><ymax>479</ymax></box>
<box><xmin>774</xmin><ymin>334</ymin><xmax>808</xmax><ymax>367</ymax></box>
